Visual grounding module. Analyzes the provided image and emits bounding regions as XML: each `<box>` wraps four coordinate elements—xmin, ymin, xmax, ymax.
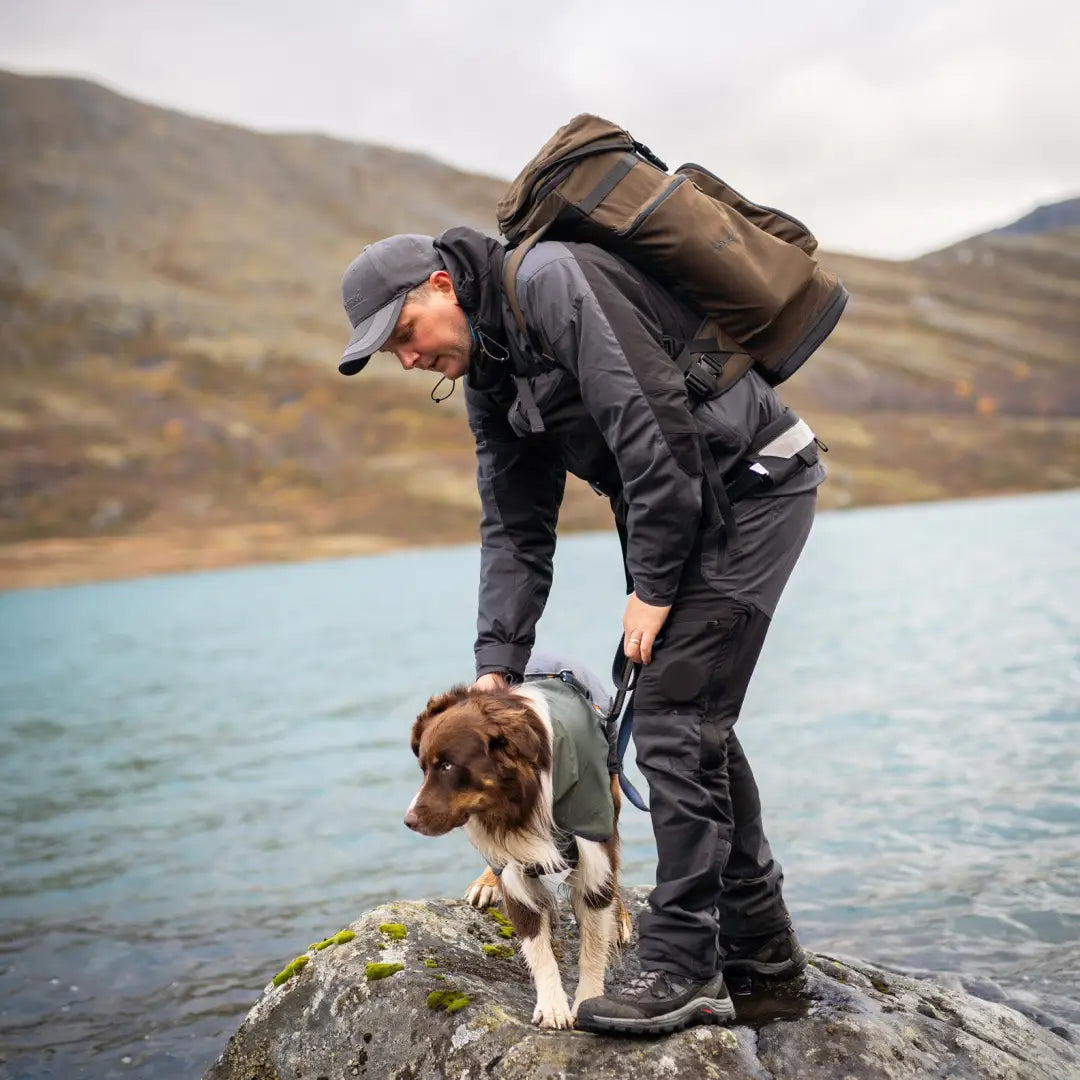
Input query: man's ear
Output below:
<box><xmin>429</xmin><ymin>268</ymin><xmax>455</xmax><ymax>295</ymax></box>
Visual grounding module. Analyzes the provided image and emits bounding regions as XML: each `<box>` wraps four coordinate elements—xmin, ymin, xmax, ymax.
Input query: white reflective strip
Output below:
<box><xmin>757</xmin><ymin>417</ymin><xmax>815</xmax><ymax>460</ymax></box>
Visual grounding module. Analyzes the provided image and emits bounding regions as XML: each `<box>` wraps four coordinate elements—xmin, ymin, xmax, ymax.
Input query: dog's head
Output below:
<box><xmin>404</xmin><ymin>686</ymin><xmax>551</xmax><ymax>836</ymax></box>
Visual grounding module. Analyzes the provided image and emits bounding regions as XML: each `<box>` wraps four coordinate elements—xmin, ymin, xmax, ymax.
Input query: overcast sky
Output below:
<box><xmin>2</xmin><ymin>0</ymin><xmax>1077</xmax><ymax>259</ymax></box>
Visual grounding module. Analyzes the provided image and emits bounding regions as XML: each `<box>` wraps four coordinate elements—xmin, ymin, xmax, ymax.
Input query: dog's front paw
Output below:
<box><xmin>532</xmin><ymin>993</ymin><xmax>574</xmax><ymax>1029</ymax></box>
<box><xmin>464</xmin><ymin>866</ymin><xmax>499</xmax><ymax>909</ymax></box>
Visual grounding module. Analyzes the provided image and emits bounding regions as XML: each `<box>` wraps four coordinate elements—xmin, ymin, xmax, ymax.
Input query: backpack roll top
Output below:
<box><xmin>497</xmin><ymin>114</ymin><xmax>642</xmax><ymax>244</ymax></box>
<box><xmin>499</xmin><ymin>114</ymin><xmax>849</xmax><ymax>388</ymax></box>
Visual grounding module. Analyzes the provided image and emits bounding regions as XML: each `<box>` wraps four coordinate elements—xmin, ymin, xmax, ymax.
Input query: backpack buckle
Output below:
<box><xmin>684</xmin><ymin>352</ymin><xmax>727</xmax><ymax>400</ymax></box>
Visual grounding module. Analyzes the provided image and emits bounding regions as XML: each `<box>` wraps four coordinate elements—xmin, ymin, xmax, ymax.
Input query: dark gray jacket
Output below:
<box><xmin>431</xmin><ymin>228</ymin><xmax>823</xmax><ymax>681</ymax></box>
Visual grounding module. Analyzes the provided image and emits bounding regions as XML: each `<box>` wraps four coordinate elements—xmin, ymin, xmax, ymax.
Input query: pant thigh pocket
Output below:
<box><xmin>636</xmin><ymin>603</ymin><xmax>751</xmax><ymax>713</ymax></box>
<box><xmin>701</xmin><ymin>602</ymin><xmax>753</xmax><ymax>711</ymax></box>
<box><xmin>699</xmin><ymin>716</ymin><xmax>727</xmax><ymax>775</ymax></box>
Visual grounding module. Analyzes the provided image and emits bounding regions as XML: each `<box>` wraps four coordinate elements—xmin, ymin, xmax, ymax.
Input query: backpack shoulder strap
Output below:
<box><xmin>502</xmin><ymin>223</ymin><xmax>551</xmax><ymax>335</ymax></box>
<box><xmin>501</xmin><ymin>228</ymin><xmax>555</xmax><ymax>436</ymax></box>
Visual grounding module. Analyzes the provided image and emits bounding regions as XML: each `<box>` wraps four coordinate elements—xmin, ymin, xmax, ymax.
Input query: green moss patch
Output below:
<box><xmin>497</xmin><ymin>926</ymin><xmax>514</xmax><ymax>939</ymax></box>
<box><xmin>482</xmin><ymin>944</ymin><xmax>514</xmax><ymax>959</ymax></box>
<box><xmin>272</xmin><ymin>955</ymin><xmax>309</xmax><ymax>987</ymax></box>
<box><xmin>378</xmin><ymin>922</ymin><xmax>408</xmax><ymax>941</ymax></box>
<box><xmin>870</xmin><ymin>978</ymin><xmax>892</xmax><ymax>994</ymax></box>
<box><xmin>308</xmin><ymin>929</ymin><xmax>356</xmax><ymax>951</ymax></box>
<box><xmin>365</xmin><ymin>962</ymin><xmax>404</xmax><ymax>982</ymax></box>
<box><xmin>427</xmin><ymin>990</ymin><xmax>471</xmax><ymax>1014</ymax></box>
<box><xmin>422</xmin><ymin>957</ymin><xmax>439</xmax><ymax>968</ymax></box>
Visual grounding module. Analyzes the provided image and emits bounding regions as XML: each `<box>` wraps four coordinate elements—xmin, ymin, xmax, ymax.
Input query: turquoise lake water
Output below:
<box><xmin>1</xmin><ymin>489</ymin><xmax>1078</xmax><ymax>1077</ymax></box>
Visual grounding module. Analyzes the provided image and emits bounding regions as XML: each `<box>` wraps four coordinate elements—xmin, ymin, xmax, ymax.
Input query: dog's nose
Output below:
<box><xmin>404</xmin><ymin>808</ymin><xmax>419</xmax><ymax>831</ymax></box>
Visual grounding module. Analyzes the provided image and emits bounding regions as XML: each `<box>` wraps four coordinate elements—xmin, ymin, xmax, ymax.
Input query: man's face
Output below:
<box><xmin>383</xmin><ymin>271</ymin><xmax>472</xmax><ymax>380</ymax></box>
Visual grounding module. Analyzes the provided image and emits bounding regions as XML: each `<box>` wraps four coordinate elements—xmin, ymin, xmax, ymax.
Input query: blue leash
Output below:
<box><xmin>607</xmin><ymin>652</ymin><xmax>649</xmax><ymax>812</ymax></box>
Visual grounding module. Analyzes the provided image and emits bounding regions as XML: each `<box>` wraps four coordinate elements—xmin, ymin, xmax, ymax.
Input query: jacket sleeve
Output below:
<box><xmin>521</xmin><ymin>255</ymin><xmax>703</xmax><ymax>605</ymax></box>
<box><xmin>467</xmin><ymin>386</ymin><xmax>566</xmax><ymax>679</ymax></box>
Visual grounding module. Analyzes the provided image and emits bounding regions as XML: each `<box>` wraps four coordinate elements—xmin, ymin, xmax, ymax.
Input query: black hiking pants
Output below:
<box><xmin>632</xmin><ymin>491</ymin><xmax>816</xmax><ymax>980</ymax></box>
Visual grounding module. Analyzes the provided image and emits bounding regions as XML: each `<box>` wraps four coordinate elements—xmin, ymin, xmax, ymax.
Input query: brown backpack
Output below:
<box><xmin>497</xmin><ymin>114</ymin><xmax>848</xmax><ymax>399</ymax></box>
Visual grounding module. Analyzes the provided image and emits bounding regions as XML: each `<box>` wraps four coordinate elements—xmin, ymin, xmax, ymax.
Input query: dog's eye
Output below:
<box><xmin>438</xmin><ymin>761</ymin><xmax>454</xmax><ymax>772</ymax></box>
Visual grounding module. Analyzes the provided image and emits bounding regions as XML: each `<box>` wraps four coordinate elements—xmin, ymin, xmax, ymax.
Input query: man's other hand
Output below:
<box><xmin>623</xmin><ymin>593</ymin><xmax>672</xmax><ymax>665</ymax></box>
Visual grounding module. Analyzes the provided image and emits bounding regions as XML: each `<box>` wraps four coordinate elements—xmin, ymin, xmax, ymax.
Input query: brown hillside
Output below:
<box><xmin>0</xmin><ymin>70</ymin><xmax>503</xmax><ymax>364</ymax></box>
<box><xmin>1</xmin><ymin>72</ymin><xmax>1077</xmax><ymax>589</ymax></box>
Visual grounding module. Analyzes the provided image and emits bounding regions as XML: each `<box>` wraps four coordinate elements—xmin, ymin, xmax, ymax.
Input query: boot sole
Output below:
<box><xmin>576</xmin><ymin>995</ymin><xmax>736</xmax><ymax>1036</ymax></box>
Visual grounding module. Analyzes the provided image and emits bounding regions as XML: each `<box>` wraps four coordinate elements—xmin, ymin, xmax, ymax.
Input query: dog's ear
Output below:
<box><xmin>410</xmin><ymin>685</ymin><xmax>470</xmax><ymax>757</ymax></box>
<box><xmin>423</xmin><ymin>686</ymin><xmax>471</xmax><ymax>719</ymax></box>
<box><xmin>479</xmin><ymin>698</ymin><xmax>549</xmax><ymax>769</ymax></box>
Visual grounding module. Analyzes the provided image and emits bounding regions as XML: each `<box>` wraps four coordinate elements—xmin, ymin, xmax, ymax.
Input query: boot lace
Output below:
<box><xmin>619</xmin><ymin>969</ymin><xmax>670</xmax><ymax>999</ymax></box>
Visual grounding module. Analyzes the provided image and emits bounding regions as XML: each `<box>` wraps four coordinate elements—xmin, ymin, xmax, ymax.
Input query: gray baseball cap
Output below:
<box><xmin>339</xmin><ymin>234</ymin><xmax>444</xmax><ymax>375</ymax></box>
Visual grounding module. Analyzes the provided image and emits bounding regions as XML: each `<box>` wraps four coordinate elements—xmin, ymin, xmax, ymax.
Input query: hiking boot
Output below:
<box><xmin>721</xmin><ymin>926</ymin><xmax>807</xmax><ymax>982</ymax></box>
<box><xmin>575</xmin><ymin>969</ymin><xmax>735</xmax><ymax>1035</ymax></box>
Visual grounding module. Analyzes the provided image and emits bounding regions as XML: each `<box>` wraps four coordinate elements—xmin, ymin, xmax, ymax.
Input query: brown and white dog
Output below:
<box><xmin>405</xmin><ymin>681</ymin><xmax>632</xmax><ymax>1029</ymax></box>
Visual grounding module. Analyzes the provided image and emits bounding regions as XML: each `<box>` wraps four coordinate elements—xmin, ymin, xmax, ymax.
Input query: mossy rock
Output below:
<box><xmin>205</xmin><ymin>892</ymin><xmax>1080</xmax><ymax>1080</ymax></box>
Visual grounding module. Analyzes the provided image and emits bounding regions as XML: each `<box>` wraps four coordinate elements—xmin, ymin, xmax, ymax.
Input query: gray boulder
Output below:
<box><xmin>204</xmin><ymin>888</ymin><xmax>1077</xmax><ymax>1080</ymax></box>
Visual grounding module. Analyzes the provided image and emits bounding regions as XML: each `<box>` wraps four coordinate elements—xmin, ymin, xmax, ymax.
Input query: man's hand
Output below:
<box><xmin>472</xmin><ymin>672</ymin><xmax>509</xmax><ymax>692</ymax></box>
<box><xmin>623</xmin><ymin>592</ymin><xmax>672</xmax><ymax>665</ymax></box>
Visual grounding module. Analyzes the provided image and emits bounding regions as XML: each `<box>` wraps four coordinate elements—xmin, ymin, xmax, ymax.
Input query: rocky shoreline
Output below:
<box><xmin>0</xmin><ymin>525</ymin><xmax>402</xmax><ymax>591</ymax></box>
<box><xmin>204</xmin><ymin>888</ymin><xmax>1077</xmax><ymax>1080</ymax></box>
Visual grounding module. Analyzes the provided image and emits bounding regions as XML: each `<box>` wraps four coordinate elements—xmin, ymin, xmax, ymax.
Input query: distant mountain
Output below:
<box><xmin>990</xmin><ymin>197</ymin><xmax>1080</xmax><ymax>237</ymax></box>
<box><xmin>0</xmin><ymin>70</ymin><xmax>504</xmax><ymax>365</ymax></box>
<box><xmin>1</xmin><ymin>71</ymin><xmax>1078</xmax><ymax>588</ymax></box>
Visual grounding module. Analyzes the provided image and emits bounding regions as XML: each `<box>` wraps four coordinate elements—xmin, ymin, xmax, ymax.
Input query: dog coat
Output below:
<box><xmin>526</xmin><ymin>676</ymin><xmax>615</xmax><ymax>843</ymax></box>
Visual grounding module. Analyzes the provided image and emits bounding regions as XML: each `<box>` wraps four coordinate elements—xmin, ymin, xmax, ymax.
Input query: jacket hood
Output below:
<box><xmin>433</xmin><ymin>226</ymin><xmax>514</xmax><ymax>386</ymax></box>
